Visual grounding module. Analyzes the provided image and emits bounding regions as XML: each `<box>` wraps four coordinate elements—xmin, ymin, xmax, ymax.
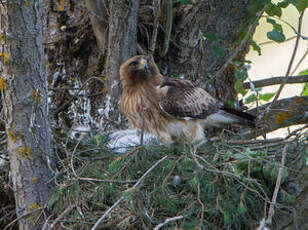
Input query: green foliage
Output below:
<box><xmin>265</xmin><ymin>2</ymin><xmax>282</xmax><ymax>17</ymax></box>
<box><xmin>212</xmin><ymin>45</ymin><xmax>225</xmax><ymax>58</ymax></box>
<box><xmin>244</xmin><ymin>91</ymin><xmax>276</xmax><ymax>104</ymax></box>
<box><xmin>43</xmin><ymin>132</ymin><xmax>307</xmax><ymax>230</ymax></box>
<box><xmin>299</xmin><ymin>69</ymin><xmax>308</xmax><ymax>96</ymax></box>
<box><xmin>234</xmin><ymin>79</ymin><xmax>247</xmax><ymax>96</ymax></box>
<box><xmin>250</xmin><ymin>40</ymin><xmax>262</xmax><ymax>55</ymax></box>
<box><xmin>203</xmin><ymin>33</ymin><xmax>218</xmax><ymax>42</ymax></box>
<box><xmin>248</xmin><ymin>0</ymin><xmax>270</xmax><ymax>16</ymax></box>
<box><xmin>278</xmin><ymin>0</ymin><xmax>308</xmax><ymax>12</ymax></box>
<box><xmin>173</xmin><ymin>0</ymin><xmax>192</xmax><ymax>5</ymax></box>
<box><xmin>235</xmin><ymin>69</ymin><xmax>248</xmax><ymax>81</ymax></box>
<box><xmin>245</xmin><ymin>94</ymin><xmax>257</xmax><ymax>104</ymax></box>
<box><xmin>266</xmin><ymin>18</ymin><xmax>286</xmax><ymax>43</ymax></box>
<box><xmin>258</xmin><ymin>92</ymin><xmax>275</xmax><ymax>101</ymax></box>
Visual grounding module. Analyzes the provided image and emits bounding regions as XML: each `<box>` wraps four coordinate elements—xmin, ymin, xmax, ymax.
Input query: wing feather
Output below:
<box><xmin>158</xmin><ymin>78</ymin><xmax>222</xmax><ymax>119</ymax></box>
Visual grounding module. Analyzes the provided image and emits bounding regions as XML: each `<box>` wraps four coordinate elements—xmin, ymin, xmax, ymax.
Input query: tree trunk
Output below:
<box><xmin>103</xmin><ymin>0</ymin><xmax>139</xmax><ymax>128</ymax></box>
<box><xmin>1</xmin><ymin>1</ymin><xmax>54</xmax><ymax>229</ymax></box>
<box><xmin>163</xmin><ymin>0</ymin><xmax>250</xmax><ymax>101</ymax></box>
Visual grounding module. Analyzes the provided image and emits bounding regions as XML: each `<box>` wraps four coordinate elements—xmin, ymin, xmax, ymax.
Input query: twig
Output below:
<box><xmin>91</xmin><ymin>197</ymin><xmax>125</xmax><ymax>230</ymax></box>
<box><xmin>91</xmin><ymin>155</ymin><xmax>168</xmax><ymax>230</ymax></box>
<box><xmin>140</xmin><ymin>118</ymin><xmax>145</xmax><ymax>146</ymax></box>
<box><xmin>132</xmin><ymin>155</ymin><xmax>167</xmax><ymax>189</ymax></box>
<box><xmin>285</xmin><ymin>124</ymin><xmax>308</xmax><ymax>139</ymax></box>
<box><xmin>49</xmin><ymin>205</ymin><xmax>76</xmax><ymax>230</ymax></box>
<box><xmin>153</xmin><ymin>215</ymin><xmax>184</xmax><ymax>230</ymax></box>
<box><xmin>223</xmin><ymin>138</ymin><xmax>284</xmax><ymax>145</ymax></box>
<box><xmin>197</xmin><ymin>182</ymin><xmax>205</xmax><ymax>228</ymax></box>
<box><xmin>267</xmin><ymin>9</ymin><xmax>305</xmax><ymax>112</ymax></box>
<box><xmin>259</xmin><ymin>35</ymin><xmax>297</xmax><ymax>46</ymax></box>
<box><xmin>291</xmin><ymin>46</ymin><xmax>308</xmax><ymax>75</ymax></box>
<box><xmin>212</xmin><ymin>4</ymin><xmax>268</xmax><ymax>79</ymax></box>
<box><xmin>243</xmin><ymin>75</ymin><xmax>308</xmax><ymax>89</ymax></box>
<box><xmin>79</xmin><ymin>177</ymin><xmax>137</xmax><ymax>183</ymax></box>
<box><xmin>265</xmin><ymin>144</ymin><xmax>288</xmax><ymax>226</ymax></box>
<box><xmin>4</xmin><ymin>207</ymin><xmax>44</xmax><ymax>230</ymax></box>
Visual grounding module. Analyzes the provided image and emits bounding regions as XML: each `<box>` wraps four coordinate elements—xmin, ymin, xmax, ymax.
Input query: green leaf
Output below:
<box><xmin>265</xmin><ymin>2</ymin><xmax>282</xmax><ymax>17</ymax></box>
<box><xmin>233</xmin><ymin>60</ymin><xmax>242</xmax><ymax>67</ymax></box>
<box><xmin>250</xmin><ymin>40</ymin><xmax>262</xmax><ymax>55</ymax></box>
<box><xmin>278</xmin><ymin>0</ymin><xmax>298</xmax><ymax>7</ymax></box>
<box><xmin>267</xmin><ymin>29</ymin><xmax>286</xmax><ymax>43</ymax></box>
<box><xmin>295</xmin><ymin>0</ymin><xmax>308</xmax><ymax>12</ymax></box>
<box><xmin>248</xmin><ymin>0</ymin><xmax>270</xmax><ymax>16</ymax></box>
<box><xmin>298</xmin><ymin>69</ymin><xmax>308</xmax><ymax>75</ymax></box>
<box><xmin>234</xmin><ymin>79</ymin><xmax>247</xmax><ymax>96</ymax></box>
<box><xmin>259</xmin><ymin>93</ymin><xmax>275</xmax><ymax>101</ymax></box>
<box><xmin>245</xmin><ymin>94</ymin><xmax>257</xmax><ymax>104</ymax></box>
<box><xmin>266</xmin><ymin>18</ymin><xmax>283</xmax><ymax>32</ymax></box>
<box><xmin>203</xmin><ymin>33</ymin><xmax>218</xmax><ymax>41</ymax></box>
<box><xmin>212</xmin><ymin>45</ymin><xmax>225</xmax><ymax>58</ymax></box>
<box><xmin>235</xmin><ymin>69</ymin><xmax>248</xmax><ymax>81</ymax></box>
<box><xmin>302</xmin><ymin>83</ymin><xmax>308</xmax><ymax>96</ymax></box>
<box><xmin>174</xmin><ymin>0</ymin><xmax>192</xmax><ymax>5</ymax></box>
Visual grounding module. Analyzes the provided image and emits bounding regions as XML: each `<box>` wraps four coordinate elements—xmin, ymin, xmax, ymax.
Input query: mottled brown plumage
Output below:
<box><xmin>120</xmin><ymin>55</ymin><xmax>255</xmax><ymax>143</ymax></box>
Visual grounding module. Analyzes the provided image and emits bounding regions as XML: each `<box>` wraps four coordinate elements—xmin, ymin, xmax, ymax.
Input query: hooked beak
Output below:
<box><xmin>139</xmin><ymin>58</ymin><xmax>148</xmax><ymax>71</ymax></box>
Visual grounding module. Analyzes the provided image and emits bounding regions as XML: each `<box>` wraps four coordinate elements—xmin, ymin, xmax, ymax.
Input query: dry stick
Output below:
<box><xmin>223</xmin><ymin>138</ymin><xmax>284</xmax><ymax>145</ymax></box>
<box><xmin>78</xmin><ymin>177</ymin><xmax>137</xmax><ymax>183</ymax></box>
<box><xmin>4</xmin><ymin>207</ymin><xmax>44</xmax><ymax>230</ymax></box>
<box><xmin>91</xmin><ymin>155</ymin><xmax>168</xmax><ymax>230</ymax></box>
<box><xmin>49</xmin><ymin>205</ymin><xmax>76</xmax><ymax>230</ymax></box>
<box><xmin>243</xmin><ymin>75</ymin><xmax>308</xmax><ymax>89</ymax></box>
<box><xmin>140</xmin><ymin>118</ymin><xmax>145</xmax><ymax>146</ymax></box>
<box><xmin>153</xmin><ymin>215</ymin><xmax>185</xmax><ymax>230</ymax></box>
<box><xmin>212</xmin><ymin>4</ymin><xmax>268</xmax><ymax>80</ymax></box>
<box><xmin>291</xmin><ymin>46</ymin><xmax>308</xmax><ymax>75</ymax></box>
<box><xmin>266</xmin><ymin>10</ymin><xmax>305</xmax><ymax>113</ymax></box>
<box><xmin>259</xmin><ymin>35</ymin><xmax>297</xmax><ymax>46</ymax></box>
<box><xmin>265</xmin><ymin>144</ymin><xmax>288</xmax><ymax>226</ymax></box>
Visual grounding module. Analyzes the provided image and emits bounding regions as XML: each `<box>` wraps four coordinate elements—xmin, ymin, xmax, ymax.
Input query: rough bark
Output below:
<box><xmin>84</xmin><ymin>0</ymin><xmax>109</xmax><ymax>52</ymax></box>
<box><xmin>244</xmin><ymin>96</ymin><xmax>308</xmax><ymax>139</ymax></box>
<box><xmin>103</xmin><ymin>0</ymin><xmax>139</xmax><ymax>128</ymax></box>
<box><xmin>1</xmin><ymin>1</ymin><xmax>54</xmax><ymax>229</ymax></box>
<box><xmin>163</xmin><ymin>0</ymin><xmax>251</xmax><ymax>101</ymax></box>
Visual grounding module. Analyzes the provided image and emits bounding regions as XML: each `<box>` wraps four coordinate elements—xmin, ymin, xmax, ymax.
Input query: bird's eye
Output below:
<box><xmin>129</xmin><ymin>61</ymin><xmax>138</xmax><ymax>66</ymax></box>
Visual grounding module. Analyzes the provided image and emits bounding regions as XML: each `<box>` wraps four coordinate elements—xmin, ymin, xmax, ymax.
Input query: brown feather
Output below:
<box><xmin>120</xmin><ymin>55</ymin><xmax>255</xmax><ymax>143</ymax></box>
<box><xmin>159</xmin><ymin>77</ymin><xmax>222</xmax><ymax>119</ymax></box>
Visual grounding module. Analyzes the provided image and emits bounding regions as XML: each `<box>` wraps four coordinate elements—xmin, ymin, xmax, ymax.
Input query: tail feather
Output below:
<box><xmin>220</xmin><ymin>107</ymin><xmax>256</xmax><ymax>127</ymax></box>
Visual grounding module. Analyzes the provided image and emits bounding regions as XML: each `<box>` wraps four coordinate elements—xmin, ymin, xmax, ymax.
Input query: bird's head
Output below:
<box><xmin>120</xmin><ymin>55</ymin><xmax>161</xmax><ymax>85</ymax></box>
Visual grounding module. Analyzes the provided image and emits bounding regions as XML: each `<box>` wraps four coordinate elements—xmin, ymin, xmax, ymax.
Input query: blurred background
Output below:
<box><xmin>247</xmin><ymin>3</ymin><xmax>308</xmax><ymax>137</ymax></box>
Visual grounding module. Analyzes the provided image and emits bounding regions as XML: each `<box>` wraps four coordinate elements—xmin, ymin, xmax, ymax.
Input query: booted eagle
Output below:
<box><xmin>120</xmin><ymin>55</ymin><xmax>255</xmax><ymax>143</ymax></box>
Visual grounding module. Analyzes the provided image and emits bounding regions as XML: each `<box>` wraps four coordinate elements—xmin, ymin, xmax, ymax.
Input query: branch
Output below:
<box><xmin>153</xmin><ymin>215</ymin><xmax>184</xmax><ymax>230</ymax></box>
<box><xmin>243</xmin><ymin>75</ymin><xmax>308</xmax><ymax>89</ymax></box>
<box><xmin>243</xmin><ymin>96</ymin><xmax>308</xmax><ymax>139</ymax></box>
<box><xmin>91</xmin><ymin>155</ymin><xmax>168</xmax><ymax>230</ymax></box>
<box><xmin>266</xmin><ymin>144</ymin><xmax>288</xmax><ymax>226</ymax></box>
<box><xmin>267</xmin><ymin>9</ymin><xmax>305</xmax><ymax>111</ymax></box>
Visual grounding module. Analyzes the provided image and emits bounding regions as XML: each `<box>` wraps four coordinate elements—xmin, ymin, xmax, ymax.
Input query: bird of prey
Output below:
<box><xmin>120</xmin><ymin>55</ymin><xmax>255</xmax><ymax>143</ymax></box>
